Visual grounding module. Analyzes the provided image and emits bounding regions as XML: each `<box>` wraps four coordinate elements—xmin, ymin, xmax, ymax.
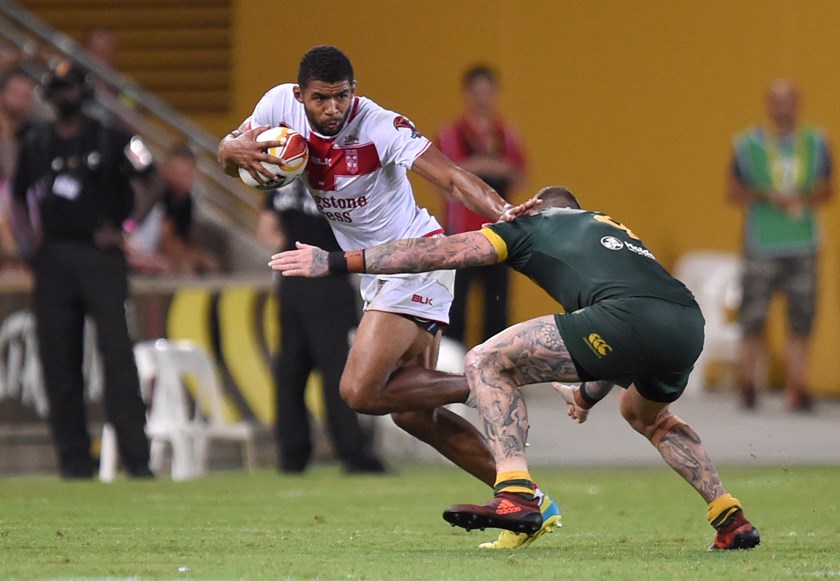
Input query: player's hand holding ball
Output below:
<box><xmin>238</xmin><ymin>126</ymin><xmax>309</xmax><ymax>190</ymax></box>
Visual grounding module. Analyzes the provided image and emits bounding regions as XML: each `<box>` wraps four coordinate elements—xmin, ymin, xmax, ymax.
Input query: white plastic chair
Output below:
<box><xmin>152</xmin><ymin>339</ymin><xmax>256</xmax><ymax>477</ymax></box>
<box><xmin>673</xmin><ymin>251</ymin><xmax>743</xmax><ymax>396</ymax></box>
<box><xmin>100</xmin><ymin>339</ymin><xmax>201</xmax><ymax>482</ymax></box>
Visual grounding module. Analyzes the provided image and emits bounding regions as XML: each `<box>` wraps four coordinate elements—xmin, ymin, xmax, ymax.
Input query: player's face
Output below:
<box><xmin>295</xmin><ymin>80</ymin><xmax>356</xmax><ymax>136</ymax></box>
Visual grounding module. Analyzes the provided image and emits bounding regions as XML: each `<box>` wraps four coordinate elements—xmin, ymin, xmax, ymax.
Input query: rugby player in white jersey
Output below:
<box><xmin>218</xmin><ymin>45</ymin><xmax>559</xmax><ymax>549</ymax></box>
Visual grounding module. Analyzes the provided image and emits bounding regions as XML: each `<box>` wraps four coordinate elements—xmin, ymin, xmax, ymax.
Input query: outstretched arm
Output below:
<box><xmin>269</xmin><ymin>230</ymin><xmax>502</xmax><ymax>278</ymax></box>
<box><xmin>412</xmin><ymin>146</ymin><xmax>507</xmax><ymax>221</ymax></box>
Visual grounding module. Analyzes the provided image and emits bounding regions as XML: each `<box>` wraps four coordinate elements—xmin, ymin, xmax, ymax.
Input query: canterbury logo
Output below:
<box><xmin>495</xmin><ymin>499</ymin><xmax>523</xmax><ymax>515</ymax></box>
<box><xmin>585</xmin><ymin>333</ymin><xmax>612</xmax><ymax>358</ymax></box>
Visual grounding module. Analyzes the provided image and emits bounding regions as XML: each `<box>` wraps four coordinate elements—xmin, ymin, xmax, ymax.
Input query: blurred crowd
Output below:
<box><xmin>0</xmin><ymin>28</ymin><xmax>221</xmax><ymax>279</ymax></box>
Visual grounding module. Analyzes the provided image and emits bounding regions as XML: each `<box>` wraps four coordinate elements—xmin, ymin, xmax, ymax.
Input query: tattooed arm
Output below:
<box><xmin>269</xmin><ymin>230</ymin><xmax>502</xmax><ymax>278</ymax></box>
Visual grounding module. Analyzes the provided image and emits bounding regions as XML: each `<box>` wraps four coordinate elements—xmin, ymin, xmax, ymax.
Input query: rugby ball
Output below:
<box><xmin>239</xmin><ymin>126</ymin><xmax>309</xmax><ymax>190</ymax></box>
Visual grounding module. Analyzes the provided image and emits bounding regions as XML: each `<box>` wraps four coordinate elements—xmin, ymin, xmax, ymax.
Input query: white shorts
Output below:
<box><xmin>359</xmin><ymin>270</ymin><xmax>455</xmax><ymax>324</ymax></box>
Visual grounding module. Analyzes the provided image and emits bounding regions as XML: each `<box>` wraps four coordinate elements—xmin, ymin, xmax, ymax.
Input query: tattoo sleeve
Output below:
<box><xmin>364</xmin><ymin>232</ymin><xmax>499</xmax><ymax>273</ymax></box>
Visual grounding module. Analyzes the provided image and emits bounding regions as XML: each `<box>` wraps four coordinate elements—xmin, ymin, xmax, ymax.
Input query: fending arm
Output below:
<box><xmin>268</xmin><ymin>230</ymin><xmax>503</xmax><ymax>278</ymax></box>
<box><xmin>412</xmin><ymin>145</ymin><xmax>511</xmax><ymax>221</ymax></box>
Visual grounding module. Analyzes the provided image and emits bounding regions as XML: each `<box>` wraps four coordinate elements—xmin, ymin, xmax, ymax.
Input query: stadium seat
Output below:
<box><xmin>673</xmin><ymin>251</ymin><xmax>743</xmax><ymax>397</ymax></box>
<box><xmin>151</xmin><ymin>339</ymin><xmax>256</xmax><ymax>476</ymax></box>
<box><xmin>99</xmin><ymin>339</ymin><xmax>256</xmax><ymax>482</ymax></box>
<box><xmin>100</xmin><ymin>340</ymin><xmax>199</xmax><ymax>481</ymax></box>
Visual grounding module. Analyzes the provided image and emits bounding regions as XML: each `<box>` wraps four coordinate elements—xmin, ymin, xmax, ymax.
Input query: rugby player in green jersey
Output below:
<box><xmin>269</xmin><ymin>186</ymin><xmax>760</xmax><ymax>551</ymax></box>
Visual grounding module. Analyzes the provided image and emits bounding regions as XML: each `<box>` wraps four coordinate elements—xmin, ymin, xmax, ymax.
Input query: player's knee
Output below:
<box><xmin>339</xmin><ymin>378</ymin><xmax>386</xmax><ymax>415</ymax></box>
<box><xmin>464</xmin><ymin>345</ymin><xmax>493</xmax><ymax>379</ymax></box>
<box><xmin>619</xmin><ymin>401</ymin><xmax>659</xmax><ymax>439</ymax></box>
<box><xmin>619</xmin><ymin>405</ymin><xmax>648</xmax><ymax>436</ymax></box>
<box><xmin>463</xmin><ymin>347</ymin><xmax>480</xmax><ymax>375</ymax></box>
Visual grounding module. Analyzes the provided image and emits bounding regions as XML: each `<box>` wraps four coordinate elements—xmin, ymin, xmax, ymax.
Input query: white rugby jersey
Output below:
<box><xmin>249</xmin><ymin>84</ymin><xmax>442</xmax><ymax>250</ymax></box>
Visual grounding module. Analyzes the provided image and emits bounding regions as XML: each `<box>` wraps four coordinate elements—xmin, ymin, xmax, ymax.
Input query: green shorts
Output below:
<box><xmin>555</xmin><ymin>297</ymin><xmax>705</xmax><ymax>403</ymax></box>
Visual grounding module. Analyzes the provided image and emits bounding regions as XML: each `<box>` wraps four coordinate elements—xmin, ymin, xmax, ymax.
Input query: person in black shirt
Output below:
<box><xmin>257</xmin><ymin>179</ymin><xmax>384</xmax><ymax>474</ymax></box>
<box><xmin>11</xmin><ymin>60</ymin><xmax>159</xmax><ymax>479</ymax></box>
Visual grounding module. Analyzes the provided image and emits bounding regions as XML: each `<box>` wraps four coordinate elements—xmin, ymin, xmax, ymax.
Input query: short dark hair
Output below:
<box><xmin>462</xmin><ymin>65</ymin><xmax>497</xmax><ymax>89</ymax></box>
<box><xmin>297</xmin><ymin>45</ymin><xmax>354</xmax><ymax>88</ymax></box>
<box><xmin>534</xmin><ymin>186</ymin><xmax>581</xmax><ymax>210</ymax></box>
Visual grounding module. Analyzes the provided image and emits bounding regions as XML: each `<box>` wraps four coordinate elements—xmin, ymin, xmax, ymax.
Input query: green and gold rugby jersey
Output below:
<box><xmin>482</xmin><ymin>208</ymin><xmax>696</xmax><ymax>311</ymax></box>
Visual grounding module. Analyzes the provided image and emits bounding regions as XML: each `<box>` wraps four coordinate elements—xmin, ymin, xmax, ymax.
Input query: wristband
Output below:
<box><xmin>577</xmin><ymin>382</ymin><xmax>598</xmax><ymax>409</ymax></box>
<box><xmin>327</xmin><ymin>250</ymin><xmax>366</xmax><ymax>274</ymax></box>
<box><xmin>327</xmin><ymin>251</ymin><xmax>348</xmax><ymax>273</ymax></box>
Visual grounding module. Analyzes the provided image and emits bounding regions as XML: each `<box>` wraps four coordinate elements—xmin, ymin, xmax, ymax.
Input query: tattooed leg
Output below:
<box><xmin>464</xmin><ymin>316</ymin><xmax>581</xmax><ymax>471</ymax></box>
<box><xmin>620</xmin><ymin>386</ymin><xmax>726</xmax><ymax>503</ymax></box>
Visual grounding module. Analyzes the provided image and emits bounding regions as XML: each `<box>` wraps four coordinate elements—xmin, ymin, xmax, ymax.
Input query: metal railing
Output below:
<box><xmin>0</xmin><ymin>1</ymin><xmax>266</xmax><ymax>271</ymax></box>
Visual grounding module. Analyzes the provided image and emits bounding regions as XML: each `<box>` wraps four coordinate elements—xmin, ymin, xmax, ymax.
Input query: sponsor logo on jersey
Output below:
<box><xmin>584</xmin><ymin>333</ymin><xmax>612</xmax><ymax>358</ymax></box>
<box><xmin>394</xmin><ymin>115</ymin><xmax>422</xmax><ymax>139</ymax></box>
<box><xmin>312</xmin><ymin>194</ymin><xmax>368</xmax><ymax>210</ymax></box>
<box><xmin>601</xmin><ymin>236</ymin><xmax>624</xmax><ymax>250</ymax></box>
<box><xmin>311</xmin><ymin>193</ymin><xmax>368</xmax><ymax>223</ymax></box>
<box><xmin>599</xmin><ymin>236</ymin><xmax>656</xmax><ymax>259</ymax></box>
<box><xmin>625</xmin><ymin>241</ymin><xmax>656</xmax><ymax>260</ymax></box>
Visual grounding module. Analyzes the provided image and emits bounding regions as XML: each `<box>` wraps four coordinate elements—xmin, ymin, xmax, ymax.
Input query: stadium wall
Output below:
<box><xmin>204</xmin><ymin>0</ymin><xmax>840</xmax><ymax>397</ymax></box>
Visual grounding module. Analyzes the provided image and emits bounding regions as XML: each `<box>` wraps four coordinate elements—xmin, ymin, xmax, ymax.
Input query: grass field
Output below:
<box><xmin>1</xmin><ymin>464</ymin><xmax>838</xmax><ymax>580</ymax></box>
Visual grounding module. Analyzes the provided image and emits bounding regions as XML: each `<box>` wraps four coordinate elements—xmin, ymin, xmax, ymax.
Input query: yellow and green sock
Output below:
<box><xmin>493</xmin><ymin>470</ymin><xmax>535</xmax><ymax>501</ymax></box>
<box><xmin>707</xmin><ymin>493</ymin><xmax>741</xmax><ymax>529</ymax></box>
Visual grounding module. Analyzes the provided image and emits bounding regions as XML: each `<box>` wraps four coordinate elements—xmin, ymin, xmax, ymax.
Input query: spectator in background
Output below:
<box><xmin>0</xmin><ymin>67</ymin><xmax>36</xmax><ymax>267</ymax></box>
<box><xmin>256</xmin><ymin>179</ymin><xmax>385</xmax><ymax>474</ymax></box>
<box><xmin>127</xmin><ymin>143</ymin><xmax>219</xmax><ymax>276</ymax></box>
<box><xmin>82</xmin><ymin>27</ymin><xmax>135</xmax><ymax>126</ymax></box>
<box><xmin>436</xmin><ymin>65</ymin><xmax>527</xmax><ymax>347</ymax></box>
<box><xmin>0</xmin><ymin>65</ymin><xmax>53</xmax><ymax>270</ymax></box>
<box><xmin>727</xmin><ymin>79</ymin><xmax>833</xmax><ymax>412</ymax></box>
<box><xmin>84</xmin><ymin>27</ymin><xmax>117</xmax><ymax>70</ymax></box>
<box><xmin>0</xmin><ymin>67</ymin><xmax>37</xmax><ymax>180</ymax></box>
<box><xmin>11</xmin><ymin>60</ymin><xmax>158</xmax><ymax>478</ymax></box>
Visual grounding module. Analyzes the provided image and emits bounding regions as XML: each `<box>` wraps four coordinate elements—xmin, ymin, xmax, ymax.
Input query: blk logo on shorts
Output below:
<box><xmin>411</xmin><ymin>294</ymin><xmax>433</xmax><ymax>305</ymax></box>
<box><xmin>584</xmin><ymin>333</ymin><xmax>612</xmax><ymax>358</ymax></box>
